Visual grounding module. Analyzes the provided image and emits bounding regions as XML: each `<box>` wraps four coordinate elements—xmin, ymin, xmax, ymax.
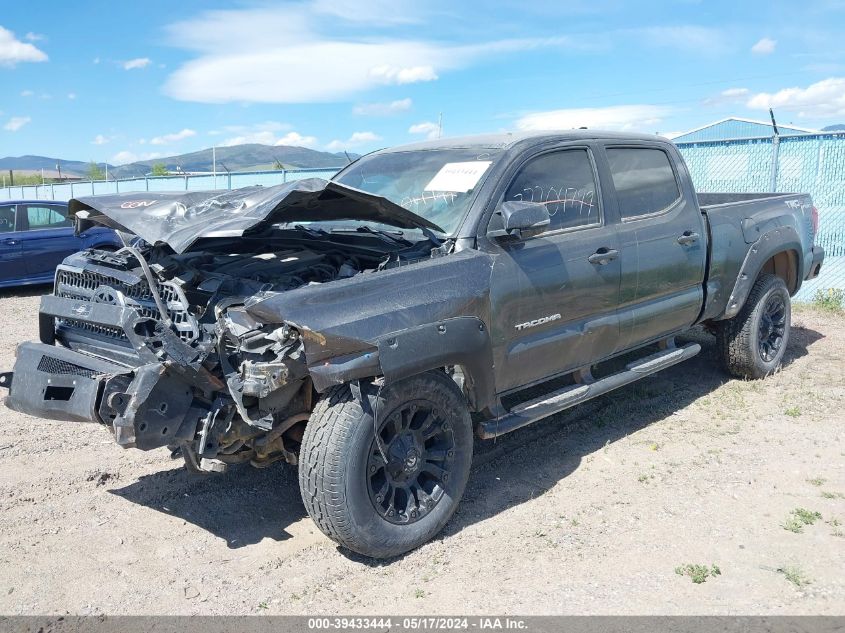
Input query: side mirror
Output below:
<box><xmin>489</xmin><ymin>201</ymin><xmax>550</xmax><ymax>239</ymax></box>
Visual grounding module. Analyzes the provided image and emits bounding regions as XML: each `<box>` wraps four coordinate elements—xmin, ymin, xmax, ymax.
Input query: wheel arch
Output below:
<box><xmin>720</xmin><ymin>227</ymin><xmax>803</xmax><ymax>320</ymax></box>
<box><xmin>307</xmin><ymin>317</ymin><xmax>496</xmax><ymax>413</ymax></box>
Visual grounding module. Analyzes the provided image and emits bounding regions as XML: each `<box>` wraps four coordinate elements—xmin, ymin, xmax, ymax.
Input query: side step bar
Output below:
<box><xmin>477</xmin><ymin>342</ymin><xmax>701</xmax><ymax>439</ymax></box>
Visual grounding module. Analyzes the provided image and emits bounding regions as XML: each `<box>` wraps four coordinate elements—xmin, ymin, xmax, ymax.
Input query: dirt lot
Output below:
<box><xmin>0</xmin><ymin>286</ymin><xmax>842</xmax><ymax>615</ymax></box>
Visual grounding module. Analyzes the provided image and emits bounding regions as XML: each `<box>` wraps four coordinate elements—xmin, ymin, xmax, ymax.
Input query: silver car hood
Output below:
<box><xmin>69</xmin><ymin>178</ymin><xmax>443</xmax><ymax>253</ymax></box>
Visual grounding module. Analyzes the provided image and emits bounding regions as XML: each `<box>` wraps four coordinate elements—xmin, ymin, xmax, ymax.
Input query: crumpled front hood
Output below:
<box><xmin>69</xmin><ymin>178</ymin><xmax>444</xmax><ymax>253</ymax></box>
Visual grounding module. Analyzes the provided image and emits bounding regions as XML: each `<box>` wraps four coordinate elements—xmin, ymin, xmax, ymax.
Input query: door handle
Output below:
<box><xmin>677</xmin><ymin>231</ymin><xmax>700</xmax><ymax>245</ymax></box>
<box><xmin>587</xmin><ymin>248</ymin><xmax>619</xmax><ymax>265</ymax></box>
<box><xmin>2</xmin><ymin>239</ymin><xmax>19</xmax><ymax>246</ymax></box>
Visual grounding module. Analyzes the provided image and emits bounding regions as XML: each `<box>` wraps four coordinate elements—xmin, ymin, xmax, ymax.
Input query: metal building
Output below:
<box><xmin>671</xmin><ymin>117</ymin><xmax>818</xmax><ymax>143</ymax></box>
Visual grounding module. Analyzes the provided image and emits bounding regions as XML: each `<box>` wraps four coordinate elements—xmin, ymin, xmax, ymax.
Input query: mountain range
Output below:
<box><xmin>0</xmin><ymin>143</ymin><xmax>355</xmax><ymax>178</ymax></box>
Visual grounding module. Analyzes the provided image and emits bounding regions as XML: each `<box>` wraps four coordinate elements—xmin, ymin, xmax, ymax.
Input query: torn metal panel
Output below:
<box><xmin>69</xmin><ymin>178</ymin><xmax>444</xmax><ymax>253</ymax></box>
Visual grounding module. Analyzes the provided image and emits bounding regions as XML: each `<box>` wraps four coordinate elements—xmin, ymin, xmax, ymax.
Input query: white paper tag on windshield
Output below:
<box><xmin>424</xmin><ymin>161</ymin><xmax>492</xmax><ymax>192</ymax></box>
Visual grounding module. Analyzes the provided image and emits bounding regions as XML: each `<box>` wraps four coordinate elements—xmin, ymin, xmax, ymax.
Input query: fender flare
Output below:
<box><xmin>307</xmin><ymin>316</ymin><xmax>495</xmax><ymax>412</ymax></box>
<box><xmin>720</xmin><ymin>225</ymin><xmax>803</xmax><ymax>320</ymax></box>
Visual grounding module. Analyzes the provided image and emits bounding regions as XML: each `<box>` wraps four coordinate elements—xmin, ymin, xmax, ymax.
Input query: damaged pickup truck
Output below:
<box><xmin>1</xmin><ymin>131</ymin><xmax>825</xmax><ymax>558</ymax></box>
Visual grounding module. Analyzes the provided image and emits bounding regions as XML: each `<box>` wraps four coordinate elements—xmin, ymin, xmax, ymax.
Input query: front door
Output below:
<box><xmin>487</xmin><ymin>147</ymin><xmax>622</xmax><ymax>393</ymax></box>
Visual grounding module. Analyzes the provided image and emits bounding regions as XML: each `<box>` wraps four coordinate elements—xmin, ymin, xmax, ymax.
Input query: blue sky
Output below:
<box><xmin>1</xmin><ymin>0</ymin><xmax>844</xmax><ymax>165</ymax></box>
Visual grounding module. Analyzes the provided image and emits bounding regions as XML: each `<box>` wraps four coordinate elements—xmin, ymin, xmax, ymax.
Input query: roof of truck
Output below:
<box><xmin>383</xmin><ymin>130</ymin><xmax>670</xmax><ymax>152</ymax></box>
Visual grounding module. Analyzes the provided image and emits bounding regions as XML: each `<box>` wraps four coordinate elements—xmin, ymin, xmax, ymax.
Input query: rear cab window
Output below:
<box><xmin>606</xmin><ymin>147</ymin><xmax>681</xmax><ymax>220</ymax></box>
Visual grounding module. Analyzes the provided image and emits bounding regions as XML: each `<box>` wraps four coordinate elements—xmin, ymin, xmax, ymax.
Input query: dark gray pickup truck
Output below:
<box><xmin>1</xmin><ymin>131</ymin><xmax>824</xmax><ymax>557</ymax></box>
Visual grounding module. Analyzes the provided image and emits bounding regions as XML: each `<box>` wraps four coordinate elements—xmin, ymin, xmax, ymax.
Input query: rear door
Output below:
<box><xmin>0</xmin><ymin>204</ymin><xmax>24</xmax><ymax>283</ymax></box>
<box><xmin>601</xmin><ymin>144</ymin><xmax>707</xmax><ymax>350</ymax></box>
<box><xmin>20</xmin><ymin>203</ymin><xmax>78</xmax><ymax>279</ymax></box>
<box><xmin>485</xmin><ymin>145</ymin><xmax>622</xmax><ymax>392</ymax></box>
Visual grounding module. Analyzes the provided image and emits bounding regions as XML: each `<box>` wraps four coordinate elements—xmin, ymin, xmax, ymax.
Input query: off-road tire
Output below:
<box><xmin>717</xmin><ymin>273</ymin><xmax>791</xmax><ymax>379</ymax></box>
<box><xmin>298</xmin><ymin>371</ymin><xmax>473</xmax><ymax>558</ymax></box>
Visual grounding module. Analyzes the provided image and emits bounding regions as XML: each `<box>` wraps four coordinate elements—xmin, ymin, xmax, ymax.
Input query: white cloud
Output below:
<box><xmin>408</xmin><ymin>121</ymin><xmax>440</xmax><ymax>140</ymax></box>
<box><xmin>110</xmin><ymin>150</ymin><xmax>163</xmax><ymax>165</ymax></box>
<box><xmin>111</xmin><ymin>151</ymin><xmax>139</xmax><ymax>165</ymax></box>
<box><xmin>161</xmin><ymin>6</ymin><xmax>579</xmax><ymax>103</ymax></box>
<box><xmin>721</xmin><ymin>87</ymin><xmax>750</xmax><ymax>99</ymax></box>
<box><xmin>326</xmin><ymin>131</ymin><xmax>382</xmax><ymax>151</ymax></box>
<box><xmin>515</xmin><ymin>105</ymin><xmax>673</xmax><ymax>132</ymax></box>
<box><xmin>368</xmin><ymin>65</ymin><xmax>438</xmax><ymax>85</ymax></box>
<box><xmin>150</xmin><ymin>128</ymin><xmax>196</xmax><ymax>145</ymax></box>
<box><xmin>746</xmin><ymin>77</ymin><xmax>845</xmax><ymax>118</ymax></box>
<box><xmin>3</xmin><ymin>116</ymin><xmax>31</xmax><ymax>131</ymax></box>
<box><xmin>211</xmin><ymin>121</ymin><xmax>290</xmax><ymax>136</ymax></box>
<box><xmin>0</xmin><ymin>26</ymin><xmax>48</xmax><ymax>66</ymax></box>
<box><xmin>636</xmin><ymin>26</ymin><xmax>728</xmax><ymax>54</ymax></box>
<box><xmin>702</xmin><ymin>87</ymin><xmax>750</xmax><ymax>106</ymax></box>
<box><xmin>24</xmin><ymin>32</ymin><xmax>44</xmax><ymax>42</ymax></box>
<box><xmin>751</xmin><ymin>38</ymin><xmax>777</xmax><ymax>55</ymax></box>
<box><xmin>123</xmin><ymin>57</ymin><xmax>151</xmax><ymax>70</ymax></box>
<box><xmin>275</xmin><ymin>131</ymin><xmax>318</xmax><ymax>147</ymax></box>
<box><xmin>20</xmin><ymin>89</ymin><xmax>33</xmax><ymax>97</ymax></box>
<box><xmin>353</xmin><ymin>98</ymin><xmax>412</xmax><ymax>116</ymax></box>
<box><xmin>215</xmin><ymin>123</ymin><xmax>316</xmax><ymax>147</ymax></box>
<box><xmin>91</xmin><ymin>134</ymin><xmax>113</xmax><ymax>145</ymax></box>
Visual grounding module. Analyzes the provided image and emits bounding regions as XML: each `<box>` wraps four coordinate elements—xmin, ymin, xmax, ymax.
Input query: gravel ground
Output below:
<box><xmin>0</xmin><ymin>286</ymin><xmax>842</xmax><ymax>615</ymax></box>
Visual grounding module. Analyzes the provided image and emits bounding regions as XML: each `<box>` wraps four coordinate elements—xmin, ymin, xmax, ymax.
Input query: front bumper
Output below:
<box><xmin>3</xmin><ymin>341</ymin><xmax>200</xmax><ymax>450</ymax></box>
<box><xmin>3</xmin><ymin>341</ymin><xmax>129</xmax><ymax>423</ymax></box>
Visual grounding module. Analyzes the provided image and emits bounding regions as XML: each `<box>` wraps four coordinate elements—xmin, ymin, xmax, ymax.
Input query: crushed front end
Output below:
<box><xmin>2</xmin><ymin>239</ymin><xmax>396</xmax><ymax>472</ymax></box>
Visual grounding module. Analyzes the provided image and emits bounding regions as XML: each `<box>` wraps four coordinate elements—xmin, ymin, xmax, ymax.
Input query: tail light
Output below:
<box><xmin>811</xmin><ymin>206</ymin><xmax>819</xmax><ymax>241</ymax></box>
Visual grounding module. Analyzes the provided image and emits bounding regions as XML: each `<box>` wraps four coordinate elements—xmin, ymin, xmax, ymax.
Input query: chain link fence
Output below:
<box><xmin>676</xmin><ymin>133</ymin><xmax>845</xmax><ymax>305</ymax></box>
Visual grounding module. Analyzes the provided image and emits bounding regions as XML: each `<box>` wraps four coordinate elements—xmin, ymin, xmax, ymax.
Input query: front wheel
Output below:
<box><xmin>717</xmin><ymin>273</ymin><xmax>791</xmax><ymax>379</ymax></box>
<box><xmin>298</xmin><ymin>371</ymin><xmax>473</xmax><ymax>558</ymax></box>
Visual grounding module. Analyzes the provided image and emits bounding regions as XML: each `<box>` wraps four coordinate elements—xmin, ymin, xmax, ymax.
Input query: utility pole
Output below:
<box><xmin>213</xmin><ymin>146</ymin><xmax>217</xmax><ymax>180</ymax></box>
<box><xmin>56</xmin><ymin>162</ymin><xmax>62</xmax><ymax>181</ymax></box>
<box><xmin>437</xmin><ymin>112</ymin><xmax>443</xmax><ymax>139</ymax></box>
<box><xmin>41</xmin><ymin>167</ymin><xmax>45</xmax><ymax>184</ymax></box>
<box><xmin>769</xmin><ymin>108</ymin><xmax>781</xmax><ymax>191</ymax></box>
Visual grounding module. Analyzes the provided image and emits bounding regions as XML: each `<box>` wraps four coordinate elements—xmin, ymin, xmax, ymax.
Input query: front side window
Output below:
<box><xmin>0</xmin><ymin>205</ymin><xmax>15</xmax><ymax>233</ymax></box>
<box><xmin>606</xmin><ymin>147</ymin><xmax>681</xmax><ymax>219</ymax></box>
<box><xmin>25</xmin><ymin>205</ymin><xmax>72</xmax><ymax>229</ymax></box>
<box><xmin>502</xmin><ymin>149</ymin><xmax>599</xmax><ymax>232</ymax></box>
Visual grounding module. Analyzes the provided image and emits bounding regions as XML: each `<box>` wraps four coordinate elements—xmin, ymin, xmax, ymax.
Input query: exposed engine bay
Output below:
<box><xmin>49</xmin><ymin>232</ymin><xmax>441</xmax><ymax>472</ymax></box>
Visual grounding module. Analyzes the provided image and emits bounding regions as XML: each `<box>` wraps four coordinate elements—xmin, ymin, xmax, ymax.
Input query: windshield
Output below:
<box><xmin>333</xmin><ymin>148</ymin><xmax>502</xmax><ymax>235</ymax></box>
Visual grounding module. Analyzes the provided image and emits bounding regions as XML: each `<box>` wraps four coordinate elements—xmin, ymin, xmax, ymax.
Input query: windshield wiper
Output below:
<box><xmin>291</xmin><ymin>224</ymin><xmax>330</xmax><ymax>238</ymax></box>
<box><xmin>330</xmin><ymin>225</ymin><xmax>413</xmax><ymax>246</ymax></box>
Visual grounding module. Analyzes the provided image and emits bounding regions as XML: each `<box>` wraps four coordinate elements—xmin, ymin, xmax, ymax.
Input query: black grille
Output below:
<box><xmin>55</xmin><ymin>268</ymin><xmax>198</xmax><ymax>343</ymax></box>
<box><xmin>37</xmin><ymin>355</ymin><xmax>101</xmax><ymax>379</ymax></box>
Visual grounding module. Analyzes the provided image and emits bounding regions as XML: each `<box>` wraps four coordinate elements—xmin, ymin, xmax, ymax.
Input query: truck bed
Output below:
<box><xmin>697</xmin><ymin>191</ymin><xmax>818</xmax><ymax>322</ymax></box>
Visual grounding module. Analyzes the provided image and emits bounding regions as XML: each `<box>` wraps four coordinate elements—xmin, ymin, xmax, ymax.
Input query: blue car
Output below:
<box><xmin>0</xmin><ymin>200</ymin><xmax>121</xmax><ymax>288</ymax></box>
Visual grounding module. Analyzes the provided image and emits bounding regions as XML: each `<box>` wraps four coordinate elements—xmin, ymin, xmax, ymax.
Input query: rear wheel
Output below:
<box><xmin>298</xmin><ymin>371</ymin><xmax>473</xmax><ymax>558</ymax></box>
<box><xmin>717</xmin><ymin>273</ymin><xmax>791</xmax><ymax>379</ymax></box>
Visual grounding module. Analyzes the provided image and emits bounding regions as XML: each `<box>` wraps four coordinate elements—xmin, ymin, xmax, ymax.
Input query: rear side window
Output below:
<box><xmin>503</xmin><ymin>149</ymin><xmax>599</xmax><ymax>231</ymax></box>
<box><xmin>0</xmin><ymin>205</ymin><xmax>14</xmax><ymax>233</ymax></box>
<box><xmin>606</xmin><ymin>148</ymin><xmax>680</xmax><ymax>219</ymax></box>
<box><xmin>25</xmin><ymin>205</ymin><xmax>72</xmax><ymax>229</ymax></box>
